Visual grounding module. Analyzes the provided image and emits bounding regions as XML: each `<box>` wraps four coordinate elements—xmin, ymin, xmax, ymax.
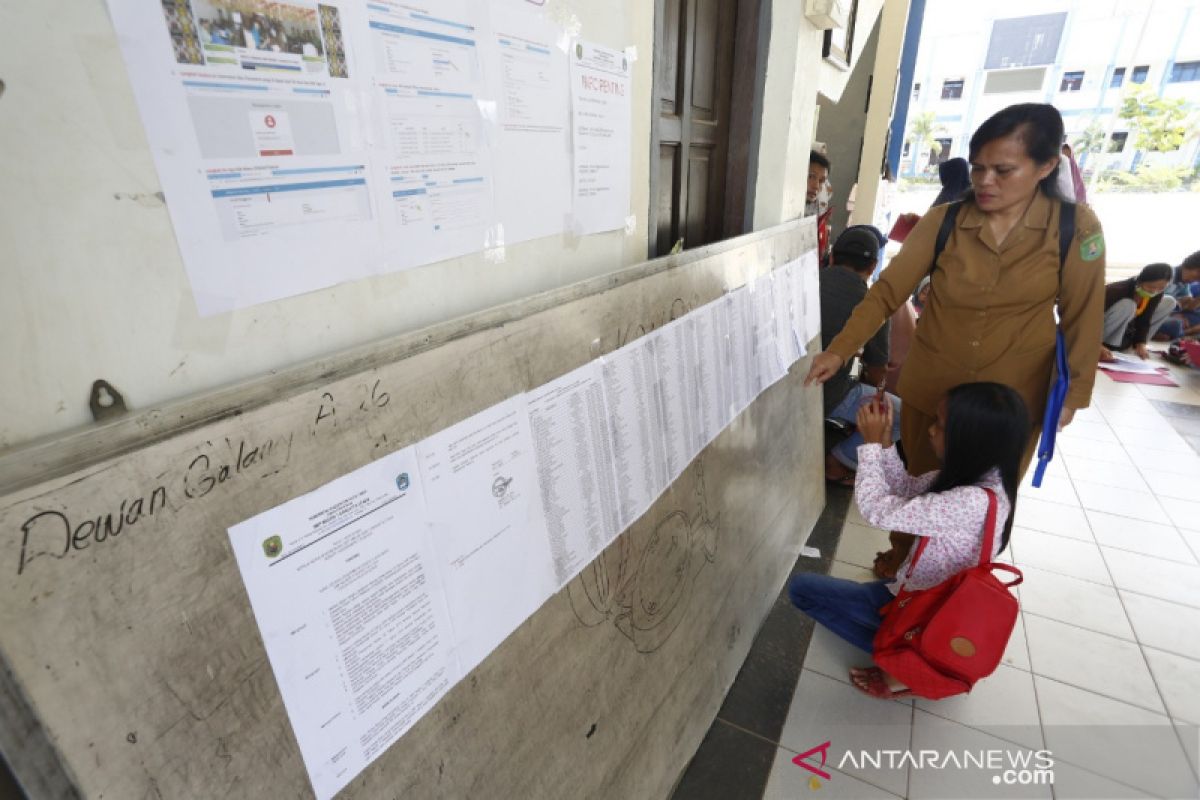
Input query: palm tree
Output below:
<box><xmin>1072</xmin><ymin>120</ymin><xmax>1106</xmax><ymax>168</ymax></box>
<box><xmin>905</xmin><ymin>112</ymin><xmax>946</xmax><ymax>175</ymax></box>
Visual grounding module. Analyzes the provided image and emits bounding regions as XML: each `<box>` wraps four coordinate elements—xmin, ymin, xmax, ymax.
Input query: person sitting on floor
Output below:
<box><xmin>819</xmin><ymin>226</ymin><xmax>902</xmax><ymax>486</ymax></box>
<box><xmin>1101</xmin><ymin>263</ymin><xmax>1176</xmax><ymax>362</ymax></box>
<box><xmin>1156</xmin><ymin>250</ymin><xmax>1200</xmax><ymax>342</ymax></box>
<box><xmin>788</xmin><ymin>381</ymin><xmax>1027</xmax><ymax>698</ymax></box>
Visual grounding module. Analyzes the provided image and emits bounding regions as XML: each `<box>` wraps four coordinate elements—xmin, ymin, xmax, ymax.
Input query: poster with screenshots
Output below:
<box><xmin>358</xmin><ymin>0</ymin><xmax>499</xmax><ymax>270</ymax></box>
<box><xmin>109</xmin><ymin>0</ymin><xmax>381</xmax><ymax>315</ymax></box>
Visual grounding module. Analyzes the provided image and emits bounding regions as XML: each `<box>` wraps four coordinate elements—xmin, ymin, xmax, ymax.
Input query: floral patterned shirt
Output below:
<box><xmin>854</xmin><ymin>444</ymin><xmax>1008</xmax><ymax>594</ymax></box>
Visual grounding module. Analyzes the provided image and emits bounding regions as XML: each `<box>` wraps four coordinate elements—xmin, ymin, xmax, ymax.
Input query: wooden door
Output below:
<box><xmin>650</xmin><ymin>0</ymin><xmax>739</xmax><ymax>257</ymax></box>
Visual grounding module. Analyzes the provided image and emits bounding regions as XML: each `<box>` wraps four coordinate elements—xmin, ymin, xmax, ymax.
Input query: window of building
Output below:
<box><xmin>1110</xmin><ymin>67</ymin><xmax>1125</xmax><ymax>87</ymax></box>
<box><xmin>1169</xmin><ymin>61</ymin><xmax>1200</xmax><ymax>83</ymax></box>
<box><xmin>941</xmin><ymin>79</ymin><xmax>964</xmax><ymax>99</ymax></box>
<box><xmin>912</xmin><ymin>82</ymin><xmax>921</xmax><ymax>100</ymax></box>
<box><xmin>1132</xmin><ymin>65</ymin><xmax>1149</xmax><ymax>84</ymax></box>
<box><xmin>1109</xmin><ymin>132</ymin><xmax>1128</xmax><ymax>153</ymax></box>
<box><xmin>985</xmin><ymin>13</ymin><xmax>1067</xmax><ymax>69</ymax></box>
<box><xmin>902</xmin><ymin>141</ymin><xmax>911</xmax><ymax>157</ymax></box>
<box><xmin>1059</xmin><ymin>70</ymin><xmax>1084</xmax><ymax>91</ymax></box>
<box><xmin>983</xmin><ymin>67</ymin><xmax>1046</xmax><ymax>94</ymax></box>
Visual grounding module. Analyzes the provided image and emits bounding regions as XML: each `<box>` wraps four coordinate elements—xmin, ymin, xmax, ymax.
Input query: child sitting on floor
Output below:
<box><xmin>788</xmin><ymin>381</ymin><xmax>1028</xmax><ymax>698</ymax></box>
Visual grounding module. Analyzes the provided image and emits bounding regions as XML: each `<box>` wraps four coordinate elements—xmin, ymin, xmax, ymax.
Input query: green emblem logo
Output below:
<box><xmin>1080</xmin><ymin>233</ymin><xmax>1105</xmax><ymax>262</ymax></box>
<box><xmin>262</xmin><ymin>535</ymin><xmax>283</xmax><ymax>558</ymax></box>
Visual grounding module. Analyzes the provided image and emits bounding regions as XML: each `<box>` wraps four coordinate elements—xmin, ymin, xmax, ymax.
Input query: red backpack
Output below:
<box><xmin>872</xmin><ymin>489</ymin><xmax>1023</xmax><ymax>700</ymax></box>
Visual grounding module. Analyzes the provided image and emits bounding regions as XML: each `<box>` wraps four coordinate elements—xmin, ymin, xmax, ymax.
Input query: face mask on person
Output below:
<box><xmin>1136</xmin><ymin>286</ymin><xmax>1162</xmax><ymax>299</ymax></box>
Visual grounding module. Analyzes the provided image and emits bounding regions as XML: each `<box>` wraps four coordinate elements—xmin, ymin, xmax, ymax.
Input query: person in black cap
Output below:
<box><xmin>821</xmin><ymin>225</ymin><xmax>902</xmax><ymax>485</ymax></box>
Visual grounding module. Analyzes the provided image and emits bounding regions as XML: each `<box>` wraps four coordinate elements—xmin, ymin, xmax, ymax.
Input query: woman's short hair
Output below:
<box><xmin>969</xmin><ymin>103</ymin><xmax>1066</xmax><ymax>201</ymax></box>
<box><xmin>1137</xmin><ymin>263</ymin><xmax>1173</xmax><ymax>284</ymax></box>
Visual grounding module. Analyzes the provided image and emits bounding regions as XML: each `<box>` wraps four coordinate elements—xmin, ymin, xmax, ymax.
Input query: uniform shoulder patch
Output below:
<box><xmin>1080</xmin><ymin>232</ymin><xmax>1105</xmax><ymax>262</ymax></box>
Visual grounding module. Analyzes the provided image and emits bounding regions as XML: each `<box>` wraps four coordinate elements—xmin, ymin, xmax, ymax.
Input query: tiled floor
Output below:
<box><xmin>675</xmin><ymin>362</ymin><xmax>1200</xmax><ymax>800</ymax></box>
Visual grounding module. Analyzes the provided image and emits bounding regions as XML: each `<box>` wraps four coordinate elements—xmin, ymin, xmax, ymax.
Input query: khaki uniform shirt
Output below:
<box><xmin>828</xmin><ymin>193</ymin><xmax>1106</xmax><ymax>422</ymax></box>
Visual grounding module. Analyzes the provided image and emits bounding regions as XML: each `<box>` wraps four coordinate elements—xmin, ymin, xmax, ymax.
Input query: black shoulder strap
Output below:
<box><xmin>931</xmin><ymin>201</ymin><xmax>963</xmax><ymax>269</ymax></box>
<box><xmin>1058</xmin><ymin>202</ymin><xmax>1076</xmax><ymax>274</ymax></box>
<box><xmin>929</xmin><ymin>199</ymin><xmax>1074</xmax><ymax>284</ymax></box>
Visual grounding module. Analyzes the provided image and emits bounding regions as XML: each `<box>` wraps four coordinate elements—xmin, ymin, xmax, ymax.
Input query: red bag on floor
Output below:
<box><xmin>872</xmin><ymin>489</ymin><xmax>1023</xmax><ymax>700</ymax></box>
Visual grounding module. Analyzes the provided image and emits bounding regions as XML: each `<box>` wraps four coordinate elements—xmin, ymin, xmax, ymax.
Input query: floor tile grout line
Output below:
<box><xmin>1017</xmin><ymin>603</ymin><xmax>1054</xmax><ymax>789</ymax></box>
<box><xmin>1025</xmin><ymin>470</ymin><xmax>1176</xmax><ymax>721</ymax></box>
<box><xmin>711</xmin><ymin>715</ymin><xmax>791</xmax><ymax>752</ymax></box>
<box><xmin>1029</xmin><ymin>672</ymin><xmax>1173</xmax><ymax>721</ymax></box>
<box><xmin>905</xmin><ymin>691</ymin><xmax>914</xmax><ymax>800</ymax></box>
<box><xmin>776</xmin><ymin>669</ymin><xmax>911</xmax><ymax>800</ymax></box>
<box><xmin>1095</xmin><ymin>534</ymin><xmax>1185</xmax><ymax>726</ymax></box>
<box><xmin>1017</xmin><ymin>523</ymin><xmax>1200</xmax><ymax>574</ymax></box>
<box><xmin>1019</xmin><ymin>608</ymin><xmax>1137</xmax><ymax>645</ymax></box>
<box><xmin>1076</xmin><ymin>536</ymin><xmax>1200</xmax><ymax>567</ymax></box>
<box><xmin>910</xmin><ymin>704</ymin><xmax>1045</xmax><ymax>754</ymax></box>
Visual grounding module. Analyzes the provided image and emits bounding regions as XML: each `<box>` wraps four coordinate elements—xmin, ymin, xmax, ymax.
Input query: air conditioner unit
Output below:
<box><xmin>806</xmin><ymin>0</ymin><xmax>849</xmax><ymax>29</ymax></box>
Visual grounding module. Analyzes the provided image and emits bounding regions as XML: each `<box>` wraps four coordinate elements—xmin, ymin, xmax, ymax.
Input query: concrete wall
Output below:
<box><xmin>817</xmin><ymin>10</ymin><xmax>886</xmax><ymax>235</ymax></box>
<box><xmin>0</xmin><ymin>221</ymin><xmax>823</xmax><ymax>800</ymax></box>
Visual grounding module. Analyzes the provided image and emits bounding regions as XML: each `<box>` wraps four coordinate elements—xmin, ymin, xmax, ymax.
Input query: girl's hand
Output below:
<box><xmin>804</xmin><ymin>352</ymin><xmax>845</xmax><ymax>386</ymax></box>
<box><xmin>1134</xmin><ymin>343</ymin><xmax>1150</xmax><ymax>360</ymax></box>
<box><xmin>1099</xmin><ymin>346</ymin><xmax>1115</xmax><ymax>363</ymax></box>
<box><xmin>856</xmin><ymin>395</ymin><xmax>893</xmax><ymax>447</ymax></box>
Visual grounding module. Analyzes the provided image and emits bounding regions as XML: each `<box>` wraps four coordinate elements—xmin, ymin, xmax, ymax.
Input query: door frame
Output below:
<box><xmin>647</xmin><ymin>0</ymin><xmax>767</xmax><ymax>259</ymax></box>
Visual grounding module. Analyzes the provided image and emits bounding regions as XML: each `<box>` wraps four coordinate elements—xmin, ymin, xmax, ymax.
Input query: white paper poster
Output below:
<box><xmin>108</xmin><ymin>0</ymin><xmax>381</xmax><ymax>314</ymax></box>
<box><xmin>228</xmin><ymin>446</ymin><xmax>458</xmax><ymax>800</ymax></box>
<box><xmin>569</xmin><ymin>40</ymin><xmax>633</xmax><ymax>234</ymax></box>
<box><xmin>110</xmin><ymin>1</ymin><xmax>635</xmax><ymax>314</ymax></box>
<box><xmin>751</xmin><ymin>272</ymin><xmax>787</xmax><ymax>389</ymax></box>
<box><xmin>801</xmin><ymin>251</ymin><xmax>822</xmax><ymax>344</ymax></box>
<box><xmin>362</xmin><ymin>0</ymin><xmax>498</xmax><ymax>271</ymax></box>
<box><xmin>417</xmin><ymin>396</ymin><xmax>557</xmax><ymax>675</ymax></box>
<box><xmin>600</xmin><ymin>338</ymin><xmax>668</xmax><ymax>529</ymax></box>
<box><xmin>653</xmin><ymin>319</ymin><xmax>702</xmax><ymax>482</ymax></box>
<box><xmin>526</xmin><ymin>361</ymin><xmax>622</xmax><ymax>586</ymax></box>
<box><xmin>487</xmin><ymin>0</ymin><xmax>572</xmax><ymax>245</ymax></box>
<box><xmin>692</xmin><ymin>298</ymin><xmax>735</xmax><ymax>443</ymax></box>
<box><xmin>784</xmin><ymin>259</ymin><xmax>810</xmax><ymax>358</ymax></box>
<box><xmin>224</xmin><ymin>245</ymin><xmax>821</xmax><ymax>799</ymax></box>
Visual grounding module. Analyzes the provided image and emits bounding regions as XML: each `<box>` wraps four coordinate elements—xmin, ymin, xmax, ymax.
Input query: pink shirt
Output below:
<box><xmin>854</xmin><ymin>444</ymin><xmax>1008</xmax><ymax>593</ymax></box>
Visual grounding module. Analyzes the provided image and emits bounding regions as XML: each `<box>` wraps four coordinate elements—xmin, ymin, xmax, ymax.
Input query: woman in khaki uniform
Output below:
<box><xmin>806</xmin><ymin>103</ymin><xmax>1106</xmax><ymax>574</ymax></box>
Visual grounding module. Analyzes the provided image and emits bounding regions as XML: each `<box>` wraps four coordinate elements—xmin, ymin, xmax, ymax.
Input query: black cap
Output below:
<box><xmin>832</xmin><ymin>226</ymin><xmax>884</xmax><ymax>261</ymax></box>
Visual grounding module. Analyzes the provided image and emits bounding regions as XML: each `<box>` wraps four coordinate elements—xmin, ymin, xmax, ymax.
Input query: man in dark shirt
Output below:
<box><xmin>821</xmin><ymin>226</ymin><xmax>902</xmax><ymax>484</ymax></box>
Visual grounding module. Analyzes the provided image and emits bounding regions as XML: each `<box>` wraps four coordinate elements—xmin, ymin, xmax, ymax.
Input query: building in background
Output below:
<box><xmin>903</xmin><ymin>0</ymin><xmax>1200</xmax><ymax>179</ymax></box>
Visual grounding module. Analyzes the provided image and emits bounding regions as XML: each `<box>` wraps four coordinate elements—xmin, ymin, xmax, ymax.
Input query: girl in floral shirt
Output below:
<box><xmin>788</xmin><ymin>382</ymin><xmax>1028</xmax><ymax>698</ymax></box>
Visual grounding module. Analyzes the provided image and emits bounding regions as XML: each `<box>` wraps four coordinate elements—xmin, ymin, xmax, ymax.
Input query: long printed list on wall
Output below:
<box><xmin>226</xmin><ymin>252</ymin><xmax>820</xmax><ymax>799</ymax></box>
<box><xmin>110</xmin><ymin>0</ymin><xmax>633</xmax><ymax>315</ymax></box>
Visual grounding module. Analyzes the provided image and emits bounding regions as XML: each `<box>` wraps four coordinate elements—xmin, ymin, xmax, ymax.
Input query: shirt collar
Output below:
<box><xmin>959</xmin><ymin>191</ymin><xmax>1054</xmax><ymax>231</ymax></box>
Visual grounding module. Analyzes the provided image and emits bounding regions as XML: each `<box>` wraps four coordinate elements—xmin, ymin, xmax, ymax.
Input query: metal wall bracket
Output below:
<box><xmin>89</xmin><ymin>380</ymin><xmax>127</xmax><ymax>422</ymax></box>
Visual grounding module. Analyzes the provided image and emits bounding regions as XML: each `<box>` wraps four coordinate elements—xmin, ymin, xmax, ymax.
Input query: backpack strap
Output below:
<box><xmin>931</xmin><ymin>201</ymin><xmax>963</xmax><ymax>270</ymax></box>
<box><xmin>933</xmin><ymin>199</ymin><xmax>1073</xmax><ymax>277</ymax></box>
<box><xmin>976</xmin><ymin>488</ymin><xmax>999</xmax><ymax>567</ymax></box>
<box><xmin>1057</xmin><ymin>202</ymin><xmax>1076</xmax><ymax>281</ymax></box>
<box><xmin>896</xmin><ymin>487</ymin><xmax>998</xmax><ymax>590</ymax></box>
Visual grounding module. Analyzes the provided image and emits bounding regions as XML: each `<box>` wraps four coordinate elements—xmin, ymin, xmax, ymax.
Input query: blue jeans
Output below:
<box><xmin>788</xmin><ymin>573</ymin><xmax>895</xmax><ymax>653</ymax></box>
<box><xmin>1159</xmin><ymin>308</ymin><xmax>1200</xmax><ymax>340</ymax></box>
<box><xmin>828</xmin><ymin>382</ymin><xmax>903</xmax><ymax>470</ymax></box>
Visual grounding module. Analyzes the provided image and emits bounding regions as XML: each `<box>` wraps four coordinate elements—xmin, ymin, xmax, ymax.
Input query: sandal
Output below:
<box><xmin>849</xmin><ymin>666</ymin><xmax>912</xmax><ymax>699</ymax></box>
